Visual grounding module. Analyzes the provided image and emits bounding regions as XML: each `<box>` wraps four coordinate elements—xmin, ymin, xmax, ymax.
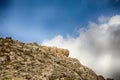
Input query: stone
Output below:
<box><xmin>0</xmin><ymin>37</ymin><xmax>113</xmax><ymax>80</ymax></box>
<box><xmin>98</xmin><ymin>75</ymin><xmax>105</xmax><ymax>80</ymax></box>
<box><xmin>33</xmin><ymin>42</ymin><xmax>39</xmax><ymax>46</ymax></box>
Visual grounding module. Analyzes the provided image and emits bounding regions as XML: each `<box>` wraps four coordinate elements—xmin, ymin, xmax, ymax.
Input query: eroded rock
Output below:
<box><xmin>0</xmin><ymin>37</ymin><xmax>113</xmax><ymax>80</ymax></box>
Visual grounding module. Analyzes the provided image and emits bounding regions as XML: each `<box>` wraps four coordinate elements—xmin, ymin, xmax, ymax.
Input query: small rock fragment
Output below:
<box><xmin>97</xmin><ymin>75</ymin><xmax>105</xmax><ymax>80</ymax></box>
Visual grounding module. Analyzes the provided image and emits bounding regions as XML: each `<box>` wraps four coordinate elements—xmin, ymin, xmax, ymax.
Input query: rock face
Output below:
<box><xmin>0</xmin><ymin>37</ymin><xmax>112</xmax><ymax>80</ymax></box>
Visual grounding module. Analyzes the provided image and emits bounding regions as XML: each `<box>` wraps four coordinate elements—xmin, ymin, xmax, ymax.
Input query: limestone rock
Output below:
<box><xmin>0</xmin><ymin>37</ymin><xmax>113</xmax><ymax>80</ymax></box>
<box><xmin>40</xmin><ymin>46</ymin><xmax>69</xmax><ymax>57</ymax></box>
<box><xmin>97</xmin><ymin>75</ymin><xmax>105</xmax><ymax>80</ymax></box>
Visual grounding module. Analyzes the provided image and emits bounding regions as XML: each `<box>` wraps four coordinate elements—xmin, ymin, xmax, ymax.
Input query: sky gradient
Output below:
<box><xmin>0</xmin><ymin>0</ymin><xmax>120</xmax><ymax>80</ymax></box>
<box><xmin>0</xmin><ymin>0</ymin><xmax>120</xmax><ymax>43</ymax></box>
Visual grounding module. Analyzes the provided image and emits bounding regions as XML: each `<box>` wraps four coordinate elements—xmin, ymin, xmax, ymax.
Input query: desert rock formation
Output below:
<box><xmin>0</xmin><ymin>37</ymin><xmax>113</xmax><ymax>80</ymax></box>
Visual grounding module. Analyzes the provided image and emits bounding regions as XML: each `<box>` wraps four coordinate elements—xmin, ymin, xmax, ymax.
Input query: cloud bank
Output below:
<box><xmin>42</xmin><ymin>15</ymin><xmax>120</xmax><ymax>79</ymax></box>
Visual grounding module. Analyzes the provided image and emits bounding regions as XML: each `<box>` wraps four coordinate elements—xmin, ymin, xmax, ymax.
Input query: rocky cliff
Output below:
<box><xmin>0</xmin><ymin>37</ymin><xmax>113</xmax><ymax>80</ymax></box>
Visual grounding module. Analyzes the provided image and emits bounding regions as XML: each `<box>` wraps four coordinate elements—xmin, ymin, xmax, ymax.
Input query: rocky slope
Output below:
<box><xmin>0</xmin><ymin>37</ymin><xmax>113</xmax><ymax>80</ymax></box>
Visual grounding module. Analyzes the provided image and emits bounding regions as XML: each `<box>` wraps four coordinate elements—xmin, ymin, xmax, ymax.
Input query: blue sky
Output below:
<box><xmin>0</xmin><ymin>0</ymin><xmax>120</xmax><ymax>43</ymax></box>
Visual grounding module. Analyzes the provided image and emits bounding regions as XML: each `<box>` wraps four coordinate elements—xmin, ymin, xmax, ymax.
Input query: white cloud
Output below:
<box><xmin>98</xmin><ymin>16</ymin><xmax>110</xmax><ymax>23</ymax></box>
<box><xmin>42</xmin><ymin>15</ymin><xmax>120</xmax><ymax>79</ymax></box>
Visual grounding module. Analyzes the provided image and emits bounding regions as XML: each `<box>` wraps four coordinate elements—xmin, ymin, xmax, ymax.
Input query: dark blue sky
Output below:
<box><xmin>0</xmin><ymin>0</ymin><xmax>120</xmax><ymax>43</ymax></box>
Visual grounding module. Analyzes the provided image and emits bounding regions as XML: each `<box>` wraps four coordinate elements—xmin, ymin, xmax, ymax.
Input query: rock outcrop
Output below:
<box><xmin>0</xmin><ymin>37</ymin><xmax>113</xmax><ymax>80</ymax></box>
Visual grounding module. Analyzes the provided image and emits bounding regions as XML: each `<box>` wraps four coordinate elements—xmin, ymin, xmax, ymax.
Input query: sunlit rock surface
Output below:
<box><xmin>0</xmin><ymin>37</ymin><xmax>113</xmax><ymax>80</ymax></box>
